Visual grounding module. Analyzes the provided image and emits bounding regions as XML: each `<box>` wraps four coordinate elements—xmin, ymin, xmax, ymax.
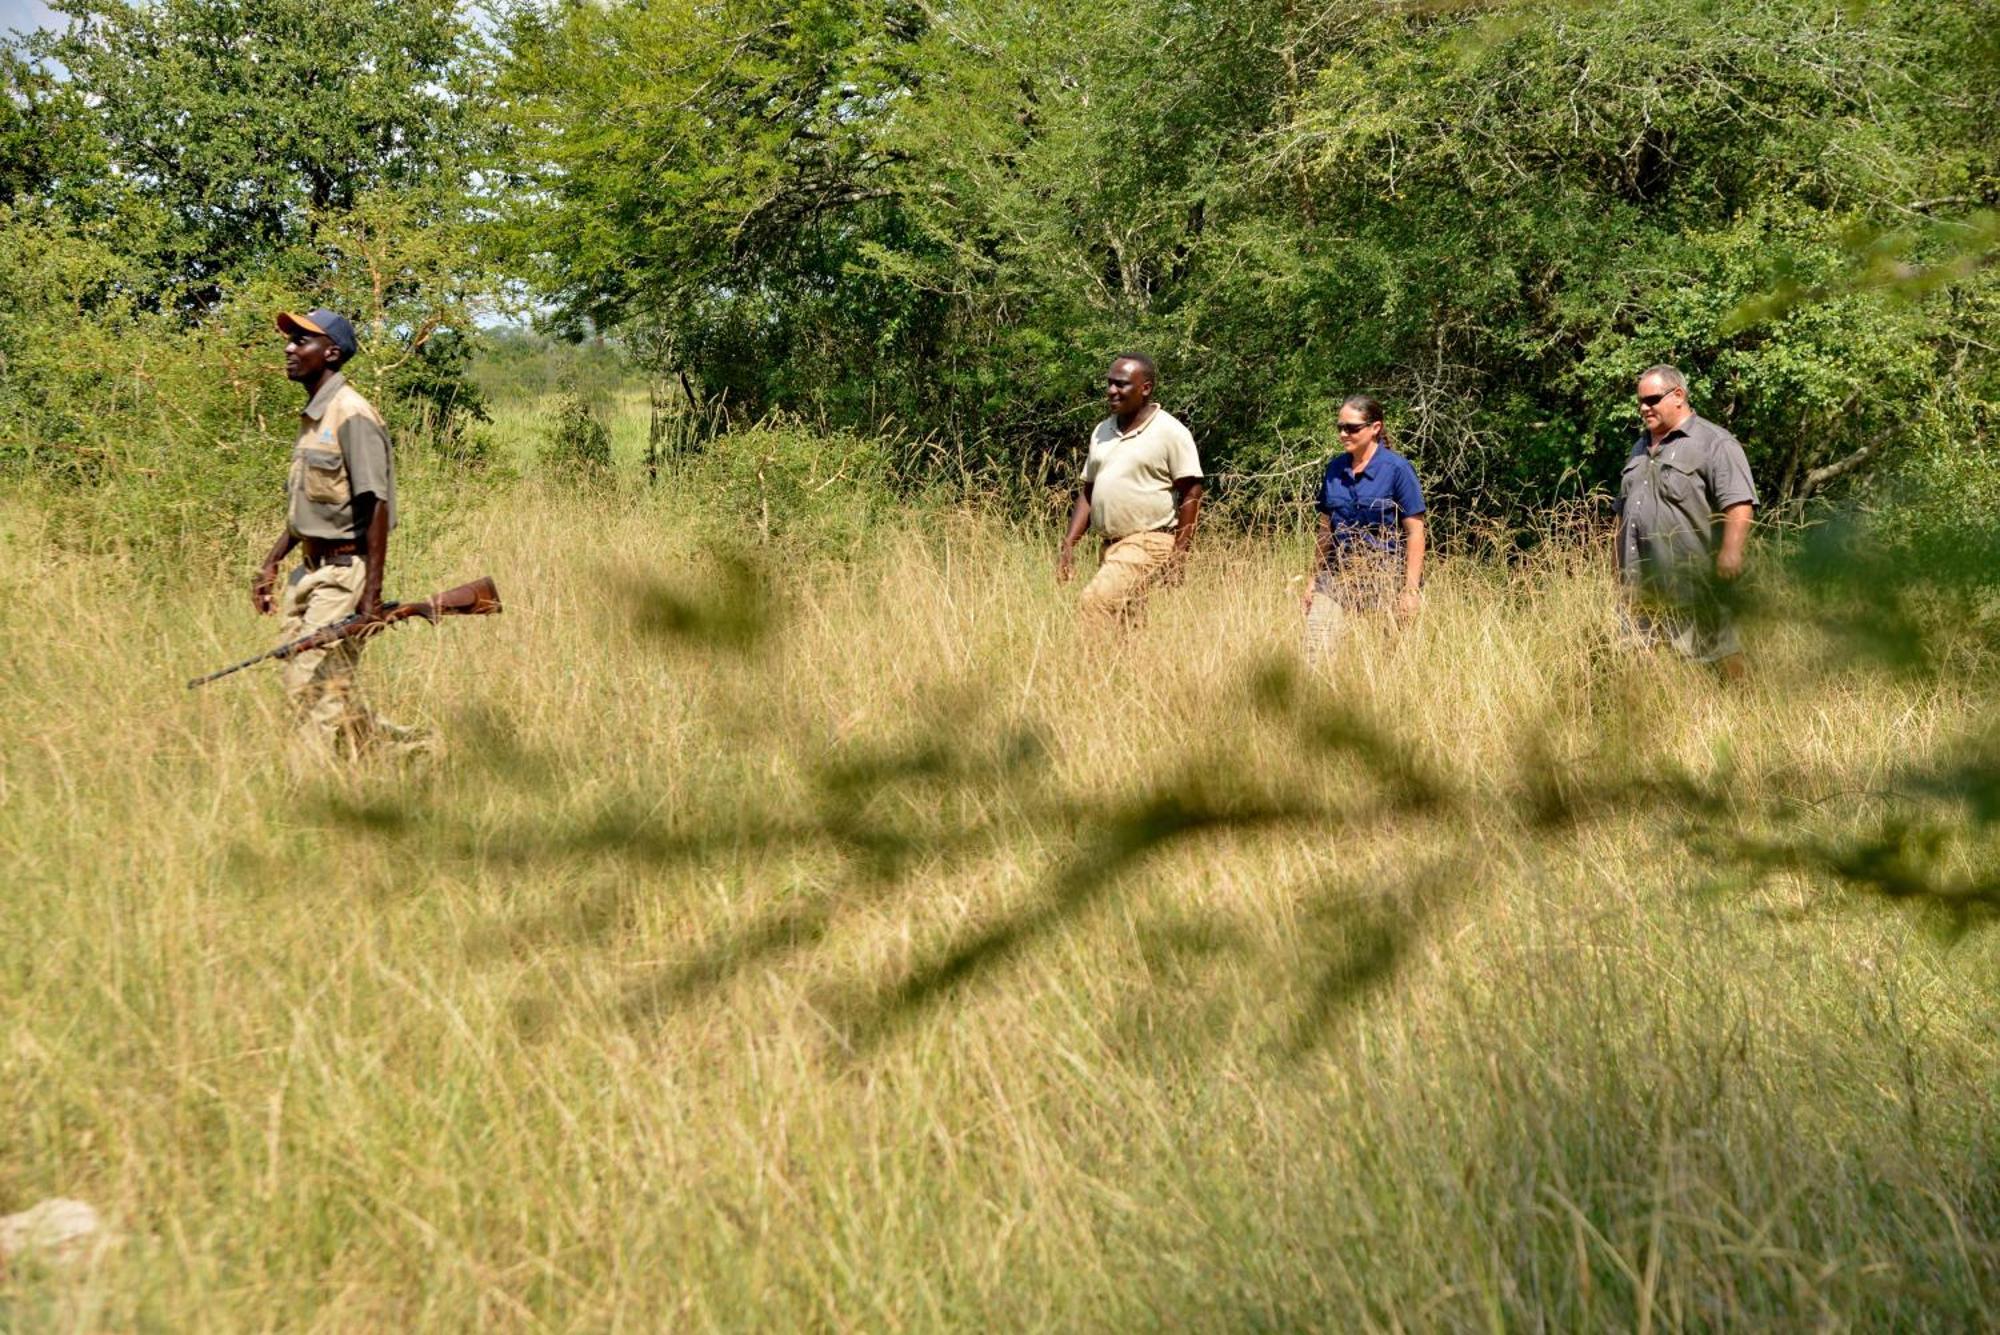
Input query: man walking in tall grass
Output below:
<box><xmin>1616</xmin><ymin>364</ymin><xmax>1758</xmax><ymax>681</ymax></box>
<box><xmin>1056</xmin><ymin>354</ymin><xmax>1205</xmax><ymax>626</ymax></box>
<box><xmin>249</xmin><ymin>308</ymin><xmax>414</xmax><ymax>760</ymax></box>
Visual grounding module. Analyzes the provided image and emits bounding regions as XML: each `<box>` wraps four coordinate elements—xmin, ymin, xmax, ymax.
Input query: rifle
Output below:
<box><xmin>188</xmin><ymin>576</ymin><xmax>503</xmax><ymax>689</ymax></box>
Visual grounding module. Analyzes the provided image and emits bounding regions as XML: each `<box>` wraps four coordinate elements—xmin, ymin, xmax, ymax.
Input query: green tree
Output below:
<box><xmin>36</xmin><ymin>0</ymin><xmax>486</xmax><ymax>308</ymax></box>
<box><xmin>503</xmin><ymin>0</ymin><xmax>1998</xmax><ymax>512</ymax></box>
<box><xmin>2</xmin><ymin>0</ymin><xmax>501</xmax><ymax>549</ymax></box>
<box><xmin>0</xmin><ymin>43</ymin><xmax>102</xmax><ymax>208</ymax></box>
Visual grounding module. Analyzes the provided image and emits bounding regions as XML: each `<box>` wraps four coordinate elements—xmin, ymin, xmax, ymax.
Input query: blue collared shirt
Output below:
<box><xmin>1316</xmin><ymin>446</ymin><xmax>1426</xmax><ymax>554</ymax></box>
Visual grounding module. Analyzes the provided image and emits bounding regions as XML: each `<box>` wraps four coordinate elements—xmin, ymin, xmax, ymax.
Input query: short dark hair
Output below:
<box><xmin>1111</xmin><ymin>353</ymin><xmax>1157</xmax><ymax>387</ymax></box>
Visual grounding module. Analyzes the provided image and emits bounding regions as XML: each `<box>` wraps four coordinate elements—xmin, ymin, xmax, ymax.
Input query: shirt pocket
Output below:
<box><xmin>297</xmin><ymin>447</ymin><xmax>350</xmax><ymax>506</ymax></box>
<box><xmin>1658</xmin><ymin>457</ymin><xmax>1703</xmax><ymax>509</ymax></box>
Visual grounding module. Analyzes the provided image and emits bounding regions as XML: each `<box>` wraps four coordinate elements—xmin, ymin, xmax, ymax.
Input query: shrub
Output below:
<box><xmin>678</xmin><ymin>421</ymin><xmax>895</xmax><ymax>555</ymax></box>
<box><xmin>540</xmin><ymin>385</ymin><xmax>613</xmax><ymax>476</ymax></box>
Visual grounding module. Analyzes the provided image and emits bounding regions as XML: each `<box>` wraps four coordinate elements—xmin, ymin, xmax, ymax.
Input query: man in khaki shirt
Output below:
<box><xmin>1056</xmin><ymin>354</ymin><xmax>1205</xmax><ymax>625</ymax></box>
<box><xmin>250</xmin><ymin>307</ymin><xmax>414</xmax><ymax>758</ymax></box>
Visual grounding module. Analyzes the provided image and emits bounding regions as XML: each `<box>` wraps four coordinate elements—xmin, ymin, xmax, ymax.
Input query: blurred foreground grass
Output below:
<box><xmin>4</xmin><ymin>459</ymin><xmax>2000</xmax><ymax>1328</ymax></box>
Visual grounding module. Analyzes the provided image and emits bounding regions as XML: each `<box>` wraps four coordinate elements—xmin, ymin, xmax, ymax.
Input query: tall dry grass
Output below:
<box><xmin>4</xmin><ymin>457</ymin><xmax>1999</xmax><ymax>1328</ymax></box>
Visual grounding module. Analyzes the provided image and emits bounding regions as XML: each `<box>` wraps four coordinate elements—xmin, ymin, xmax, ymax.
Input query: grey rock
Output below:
<box><xmin>0</xmin><ymin>1198</ymin><xmax>108</xmax><ymax>1267</ymax></box>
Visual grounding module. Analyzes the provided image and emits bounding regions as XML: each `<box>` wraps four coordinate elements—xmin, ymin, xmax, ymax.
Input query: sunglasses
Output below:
<box><xmin>1637</xmin><ymin>390</ymin><xmax>1678</xmax><ymax>408</ymax></box>
<box><xmin>1337</xmin><ymin>421</ymin><xmax>1374</xmax><ymax>435</ymax></box>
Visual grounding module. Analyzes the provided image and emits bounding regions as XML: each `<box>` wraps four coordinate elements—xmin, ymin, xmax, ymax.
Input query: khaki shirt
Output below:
<box><xmin>1615</xmin><ymin>413</ymin><xmax>1755</xmax><ymax>597</ymax></box>
<box><xmin>1080</xmin><ymin>407</ymin><xmax>1203</xmax><ymax>540</ymax></box>
<box><xmin>287</xmin><ymin>375</ymin><xmax>396</xmax><ymax>541</ymax></box>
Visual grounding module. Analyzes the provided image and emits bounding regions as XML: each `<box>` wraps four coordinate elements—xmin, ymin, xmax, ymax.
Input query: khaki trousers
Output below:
<box><xmin>278</xmin><ymin>558</ymin><xmax>384</xmax><ymax>759</ymax></box>
<box><xmin>1078</xmin><ymin>530</ymin><xmax>1177</xmax><ymax>626</ymax></box>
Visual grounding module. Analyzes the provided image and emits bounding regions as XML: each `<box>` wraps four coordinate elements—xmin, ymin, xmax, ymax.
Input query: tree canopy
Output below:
<box><xmin>501</xmin><ymin>0</ymin><xmax>1999</xmax><ymax>509</ymax></box>
<box><xmin>2</xmin><ymin>0</ymin><xmax>1995</xmax><ymax>518</ymax></box>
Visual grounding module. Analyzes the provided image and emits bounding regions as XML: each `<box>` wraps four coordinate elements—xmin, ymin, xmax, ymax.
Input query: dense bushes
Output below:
<box><xmin>0</xmin><ymin>0</ymin><xmax>495</xmax><ymax>560</ymax></box>
<box><xmin>4</xmin><ymin>0</ymin><xmax>1995</xmax><ymax>554</ymax></box>
<box><xmin>673</xmin><ymin>422</ymin><xmax>898</xmax><ymax>556</ymax></box>
<box><xmin>504</xmin><ymin>0</ymin><xmax>1999</xmax><ymax>512</ymax></box>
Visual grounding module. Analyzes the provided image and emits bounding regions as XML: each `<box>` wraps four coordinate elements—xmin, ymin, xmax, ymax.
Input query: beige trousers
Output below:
<box><xmin>1304</xmin><ymin>561</ymin><xmax>1400</xmax><ymax>661</ymax></box>
<box><xmin>1078</xmin><ymin>530</ymin><xmax>1178</xmax><ymax>626</ymax></box>
<box><xmin>278</xmin><ymin>558</ymin><xmax>384</xmax><ymax>759</ymax></box>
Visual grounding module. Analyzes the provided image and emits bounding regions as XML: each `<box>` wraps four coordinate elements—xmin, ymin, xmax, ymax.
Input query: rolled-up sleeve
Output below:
<box><xmin>1392</xmin><ymin>457</ymin><xmax>1426</xmax><ymax>518</ymax></box>
<box><xmin>1706</xmin><ymin>429</ymin><xmax>1758</xmax><ymax>510</ymax></box>
<box><xmin>339</xmin><ymin>414</ymin><xmax>392</xmax><ymax>502</ymax></box>
<box><xmin>1169</xmin><ymin>421</ymin><xmax>1203</xmax><ymax>481</ymax></box>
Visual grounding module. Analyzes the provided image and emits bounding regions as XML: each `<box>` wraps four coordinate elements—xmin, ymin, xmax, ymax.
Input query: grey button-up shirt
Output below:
<box><xmin>1615</xmin><ymin>413</ymin><xmax>1756</xmax><ymax>596</ymax></box>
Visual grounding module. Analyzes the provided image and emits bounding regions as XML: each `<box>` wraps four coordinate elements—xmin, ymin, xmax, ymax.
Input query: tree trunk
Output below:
<box><xmin>646</xmin><ymin>377</ymin><xmax>670</xmax><ymax>484</ymax></box>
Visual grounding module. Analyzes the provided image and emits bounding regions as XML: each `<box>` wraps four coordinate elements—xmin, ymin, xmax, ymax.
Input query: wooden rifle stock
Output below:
<box><xmin>187</xmin><ymin>576</ymin><xmax>503</xmax><ymax>688</ymax></box>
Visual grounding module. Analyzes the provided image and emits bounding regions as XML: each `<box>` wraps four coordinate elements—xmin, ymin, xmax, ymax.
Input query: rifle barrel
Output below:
<box><xmin>187</xmin><ymin>613</ymin><xmax>366</xmax><ymax>689</ymax></box>
<box><xmin>186</xmin><ymin>578</ymin><xmax>498</xmax><ymax>689</ymax></box>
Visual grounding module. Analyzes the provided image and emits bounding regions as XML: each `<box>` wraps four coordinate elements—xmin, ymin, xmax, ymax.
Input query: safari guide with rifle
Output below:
<box><xmin>247</xmin><ymin>308</ymin><xmax>424</xmax><ymax>759</ymax></box>
<box><xmin>191</xmin><ymin>309</ymin><xmax>500</xmax><ymax>727</ymax></box>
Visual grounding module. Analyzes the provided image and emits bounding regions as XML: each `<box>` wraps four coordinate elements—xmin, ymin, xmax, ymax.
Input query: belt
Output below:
<box><xmin>1102</xmin><ymin>525</ymin><xmax>1176</xmax><ymax>548</ymax></box>
<box><xmin>301</xmin><ymin>538</ymin><xmax>362</xmax><ymax>568</ymax></box>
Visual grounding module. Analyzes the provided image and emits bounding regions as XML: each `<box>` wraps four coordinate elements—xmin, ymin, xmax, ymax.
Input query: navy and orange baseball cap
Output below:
<box><xmin>276</xmin><ymin>308</ymin><xmax>359</xmax><ymax>361</ymax></box>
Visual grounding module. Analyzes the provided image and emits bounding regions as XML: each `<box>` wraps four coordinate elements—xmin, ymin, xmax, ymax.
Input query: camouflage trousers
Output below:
<box><xmin>278</xmin><ymin>557</ymin><xmax>390</xmax><ymax>761</ymax></box>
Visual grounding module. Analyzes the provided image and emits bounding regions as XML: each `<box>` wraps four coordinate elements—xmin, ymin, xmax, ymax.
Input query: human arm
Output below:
<box><xmin>335</xmin><ymin>409</ymin><xmax>395</xmax><ymax>618</ymax></box>
<box><xmin>354</xmin><ymin>493</ymin><xmax>389</xmax><ymax>620</ymax></box>
<box><xmin>1391</xmin><ymin>458</ymin><xmax>1427</xmax><ymax>617</ymax></box>
<box><xmin>1162</xmin><ymin>477</ymin><xmax>1204</xmax><ymax>583</ymax></box>
<box><xmin>1056</xmin><ymin>481</ymin><xmax>1093</xmax><ymax>583</ymax></box>
<box><xmin>251</xmin><ymin>530</ymin><xmax>298</xmax><ymax>614</ymax></box>
<box><xmin>1397</xmin><ymin>515</ymin><xmax>1427</xmax><ymax>618</ymax></box>
<box><xmin>1704</xmin><ymin>429</ymin><xmax>1757</xmax><ymax>582</ymax></box>
<box><xmin>1715</xmin><ymin>503</ymin><xmax>1752</xmax><ymax>581</ymax></box>
<box><xmin>1158</xmin><ymin>419</ymin><xmax>1205</xmax><ymax>585</ymax></box>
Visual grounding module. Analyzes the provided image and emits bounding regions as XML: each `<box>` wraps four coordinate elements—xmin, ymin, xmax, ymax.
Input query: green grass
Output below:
<box><xmin>4</xmin><ymin>420</ymin><xmax>2000</xmax><ymax>1328</ymax></box>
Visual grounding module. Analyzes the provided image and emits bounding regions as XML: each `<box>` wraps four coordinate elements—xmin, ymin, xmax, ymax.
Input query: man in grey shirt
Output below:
<box><xmin>1615</xmin><ymin>364</ymin><xmax>1757</xmax><ymax>680</ymax></box>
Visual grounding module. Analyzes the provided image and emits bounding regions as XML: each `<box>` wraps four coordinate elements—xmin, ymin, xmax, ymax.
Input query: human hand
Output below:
<box><xmin>1715</xmin><ymin>548</ymin><xmax>1745</xmax><ymax>582</ymax></box>
<box><xmin>251</xmin><ymin>563</ymin><xmax>279</xmax><ymax>615</ymax></box>
<box><xmin>1395</xmin><ymin>588</ymin><xmax>1422</xmax><ymax>621</ymax></box>
<box><xmin>1160</xmin><ymin>554</ymin><xmax>1188</xmax><ymax>588</ymax></box>
<box><xmin>1056</xmin><ymin>544</ymin><xmax>1075</xmax><ymax>583</ymax></box>
<box><xmin>353</xmin><ymin>591</ymin><xmax>388</xmax><ymax>633</ymax></box>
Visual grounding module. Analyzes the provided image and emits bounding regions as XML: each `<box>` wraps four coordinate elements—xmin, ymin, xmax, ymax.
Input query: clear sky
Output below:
<box><xmin>1</xmin><ymin>0</ymin><xmax>58</xmax><ymax>36</ymax></box>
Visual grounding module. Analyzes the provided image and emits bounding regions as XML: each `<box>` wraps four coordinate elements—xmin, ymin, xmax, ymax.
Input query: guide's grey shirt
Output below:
<box><xmin>286</xmin><ymin>374</ymin><xmax>397</xmax><ymax>541</ymax></box>
<box><xmin>1614</xmin><ymin>413</ymin><xmax>1756</xmax><ymax>597</ymax></box>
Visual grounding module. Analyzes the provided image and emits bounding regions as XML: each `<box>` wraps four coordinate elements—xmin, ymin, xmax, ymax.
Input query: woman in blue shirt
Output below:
<box><xmin>1302</xmin><ymin>395</ymin><xmax>1427</xmax><ymax>652</ymax></box>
